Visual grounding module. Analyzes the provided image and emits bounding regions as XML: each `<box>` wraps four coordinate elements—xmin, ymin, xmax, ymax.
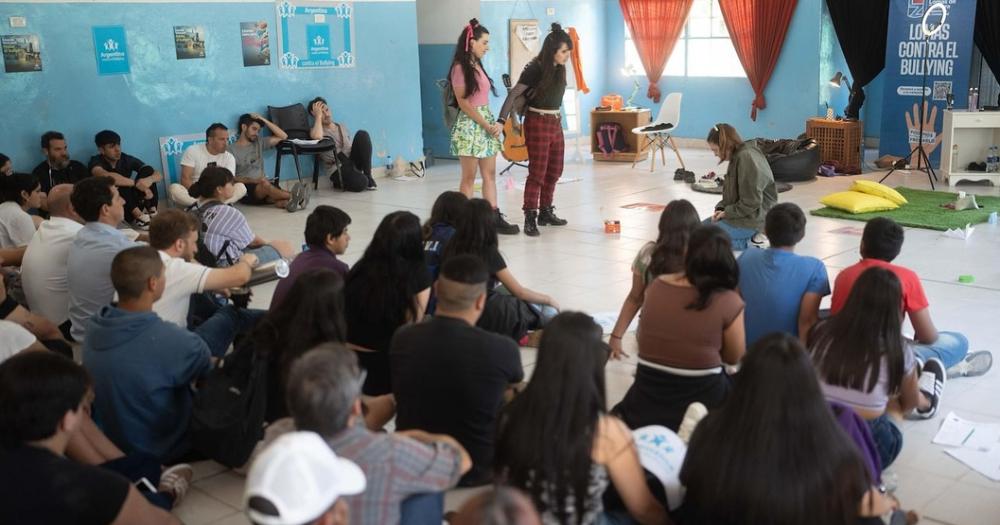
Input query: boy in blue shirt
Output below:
<box><xmin>737</xmin><ymin>203</ymin><xmax>829</xmax><ymax>346</ymax></box>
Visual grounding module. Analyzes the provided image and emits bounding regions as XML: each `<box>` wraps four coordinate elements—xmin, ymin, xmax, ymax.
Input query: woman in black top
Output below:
<box><xmin>344</xmin><ymin>211</ymin><xmax>430</xmax><ymax>395</ymax></box>
<box><xmin>497</xmin><ymin>23</ymin><xmax>573</xmax><ymax>237</ymax></box>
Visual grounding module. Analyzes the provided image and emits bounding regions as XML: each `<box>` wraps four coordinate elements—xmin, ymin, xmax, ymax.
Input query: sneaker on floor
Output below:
<box><xmin>130</xmin><ymin>215</ymin><xmax>150</xmax><ymax>231</ymax></box>
<box><xmin>750</xmin><ymin>232</ymin><xmax>769</xmax><ymax>248</ymax></box>
<box><xmin>947</xmin><ymin>350</ymin><xmax>994</xmax><ymax>378</ymax></box>
<box><xmin>366</xmin><ymin>179</ymin><xmax>378</xmax><ymax>191</ymax></box>
<box><xmin>287</xmin><ymin>183</ymin><xmax>304</xmax><ymax>213</ymax></box>
<box><xmin>914</xmin><ymin>357</ymin><xmax>946</xmax><ymax>419</ymax></box>
<box><xmin>158</xmin><ymin>463</ymin><xmax>193</xmax><ymax>507</ymax></box>
<box><xmin>299</xmin><ymin>184</ymin><xmax>312</xmax><ymax>210</ymax></box>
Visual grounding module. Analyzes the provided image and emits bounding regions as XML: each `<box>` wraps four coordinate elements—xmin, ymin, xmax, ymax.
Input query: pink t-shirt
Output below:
<box><xmin>450</xmin><ymin>63</ymin><xmax>491</xmax><ymax>107</ymax></box>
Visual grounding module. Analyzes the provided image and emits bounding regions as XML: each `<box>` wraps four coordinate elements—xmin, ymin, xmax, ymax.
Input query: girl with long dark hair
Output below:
<box><xmin>495</xmin><ymin>312</ymin><xmax>668</xmax><ymax>525</ymax></box>
<box><xmin>441</xmin><ymin>198</ymin><xmax>557</xmax><ymax>341</ymax></box>
<box><xmin>678</xmin><ymin>333</ymin><xmax>898</xmax><ymax>525</ymax></box>
<box><xmin>705</xmin><ymin>123</ymin><xmax>777</xmax><ymax>250</ymax></box>
<box><xmin>809</xmin><ymin>267</ymin><xmax>925</xmax><ymax>470</ymax></box>
<box><xmin>344</xmin><ymin>210</ymin><xmax>430</xmax><ymax>395</ymax></box>
<box><xmin>423</xmin><ymin>190</ymin><xmax>468</xmax><ymax>276</ymax></box>
<box><xmin>613</xmin><ymin>225</ymin><xmax>744</xmax><ymax>431</ymax></box>
<box><xmin>608</xmin><ymin>199</ymin><xmax>699</xmax><ymax>359</ymax></box>
<box><xmin>497</xmin><ymin>23</ymin><xmax>574</xmax><ymax>237</ymax></box>
<box><xmin>449</xmin><ymin>19</ymin><xmax>519</xmax><ymax>235</ymax></box>
<box><xmin>0</xmin><ymin>172</ymin><xmax>42</xmax><ymax>248</ymax></box>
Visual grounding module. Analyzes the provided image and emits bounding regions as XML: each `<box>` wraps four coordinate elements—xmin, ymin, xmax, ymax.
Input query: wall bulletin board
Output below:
<box><xmin>275</xmin><ymin>0</ymin><xmax>355</xmax><ymax>69</ymax></box>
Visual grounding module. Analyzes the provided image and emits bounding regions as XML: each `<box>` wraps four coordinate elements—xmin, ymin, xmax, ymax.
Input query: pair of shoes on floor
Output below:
<box><xmin>947</xmin><ymin>350</ymin><xmax>994</xmax><ymax>378</ymax></box>
<box><xmin>286</xmin><ymin>182</ymin><xmax>310</xmax><ymax>212</ymax></box>
<box><xmin>913</xmin><ymin>358</ymin><xmax>946</xmax><ymax>420</ymax></box>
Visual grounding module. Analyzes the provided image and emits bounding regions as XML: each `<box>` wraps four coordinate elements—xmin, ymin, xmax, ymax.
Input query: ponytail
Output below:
<box><xmin>188</xmin><ymin>166</ymin><xmax>234</xmax><ymax>200</ymax></box>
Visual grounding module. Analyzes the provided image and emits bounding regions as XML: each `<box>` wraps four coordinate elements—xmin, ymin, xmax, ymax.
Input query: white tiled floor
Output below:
<box><xmin>179</xmin><ymin>148</ymin><xmax>1000</xmax><ymax>525</ymax></box>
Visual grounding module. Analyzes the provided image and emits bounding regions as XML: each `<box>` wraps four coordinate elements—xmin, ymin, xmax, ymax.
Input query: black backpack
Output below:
<box><xmin>190</xmin><ymin>201</ymin><xmax>234</xmax><ymax>267</ymax></box>
<box><xmin>189</xmin><ymin>341</ymin><xmax>269</xmax><ymax>468</ymax></box>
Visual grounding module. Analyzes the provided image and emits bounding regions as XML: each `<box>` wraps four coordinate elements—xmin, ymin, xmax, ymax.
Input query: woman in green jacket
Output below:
<box><xmin>706</xmin><ymin>123</ymin><xmax>777</xmax><ymax>250</ymax></box>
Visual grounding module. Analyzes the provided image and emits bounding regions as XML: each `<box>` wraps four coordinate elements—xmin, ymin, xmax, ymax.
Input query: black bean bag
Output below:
<box><xmin>751</xmin><ymin>138</ymin><xmax>821</xmax><ymax>182</ymax></box>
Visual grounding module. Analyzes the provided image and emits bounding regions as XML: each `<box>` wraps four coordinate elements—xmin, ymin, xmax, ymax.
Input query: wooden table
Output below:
<box><xmin>591</xmin><ymin>109</ymin><xmax>650</xmax><ymax>162</ymax></box>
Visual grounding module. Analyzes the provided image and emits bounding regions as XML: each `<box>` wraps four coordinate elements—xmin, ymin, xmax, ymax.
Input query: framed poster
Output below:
<box><xmin>241</xmin><ymin>21</ymin><xmax>271</xmax><ymax>67</ymax></box>
<box><xmin>2</xmin><ymin>34</ymin><xmax>42</xmax><ymax>73</ymax></box>
<box><xmin>174</xmin><ymin>26</ymin><xmax>206</xmax><ymax>60</ymax></box>
<box><xmin>92</xmin><ymin>26</ymin><xmax>130</xmax><ymax>76</ymax></box>
<box><xmin>275</xmin><ymin>1</ymin><xmax>355</xmax><ymax>69</ymax></box>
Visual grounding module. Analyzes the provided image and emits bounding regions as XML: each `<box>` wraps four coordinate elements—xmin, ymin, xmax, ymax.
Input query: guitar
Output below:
<box><xmin>501</xmin><ymin>74</ymin><xmax>529</xmax><ymax>163</ymax></box>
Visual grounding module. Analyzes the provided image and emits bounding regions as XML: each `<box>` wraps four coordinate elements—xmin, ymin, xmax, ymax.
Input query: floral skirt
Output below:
<box><xmin>450</xmin><ymin>105</ymin><xmax>502</xmax><ymax>158</ymax></box>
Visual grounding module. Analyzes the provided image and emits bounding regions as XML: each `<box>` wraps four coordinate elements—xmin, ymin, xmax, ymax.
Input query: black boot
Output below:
<box><xmin>495</xmin><ymin>209</ymin><xmax>520</xmax><ymax>235</ymax></box>
<box><xmin>523</xmin><ymin>209</ymin><xmax>540</xmax><ymax>237</ymax></box>
<box><xmin>538</xmin><ymin>206</ymin><xmax>568</xmax><ymax>226</ymax></box>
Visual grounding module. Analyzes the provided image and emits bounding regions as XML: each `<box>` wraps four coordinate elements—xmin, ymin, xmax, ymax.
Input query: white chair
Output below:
<box><xmin>631</xmin><ymin>92</ymin><xmax>686</xmax><ymax>173</ymax></box>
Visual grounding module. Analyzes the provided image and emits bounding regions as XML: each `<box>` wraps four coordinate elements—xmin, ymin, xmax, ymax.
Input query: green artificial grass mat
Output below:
<box><xmin>810</xmin><ymin>187</ymin><xmax>1000</xmax><ymax>231</ymax></box>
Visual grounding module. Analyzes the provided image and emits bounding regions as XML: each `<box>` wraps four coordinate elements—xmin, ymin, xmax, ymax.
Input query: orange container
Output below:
<box><xmin>601</xmin><ymin>94</ymin><xmax>623</xmax><ymax>111</ymax></box>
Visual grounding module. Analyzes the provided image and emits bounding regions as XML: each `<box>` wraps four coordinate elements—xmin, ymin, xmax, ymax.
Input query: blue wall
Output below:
<box><xmin>0</xmin><ymin>1</ymin><xmax>422</xmax><ymax>179</ymax></box>
<box><xmin>420</xmin><ymin>0</ymin><xmax>608</xmax><ymax>158</ymax></box>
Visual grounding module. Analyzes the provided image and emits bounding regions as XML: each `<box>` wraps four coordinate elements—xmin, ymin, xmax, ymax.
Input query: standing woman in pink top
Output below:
<box><xmin>449</xmin><ymin>19</ymin><xmax>520</xmax><ymax>235</ymax></box>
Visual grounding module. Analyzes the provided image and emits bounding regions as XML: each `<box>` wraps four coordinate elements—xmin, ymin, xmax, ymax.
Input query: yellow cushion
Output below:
<box><xmin>850</xmin><ymin>180</ymin><xmax>908</xmax><ymax>205</ymax></box>
<box><xmin>819</xmin><ymin>191</ymin><xmax>900</xmax><ymax>214</ymax></box>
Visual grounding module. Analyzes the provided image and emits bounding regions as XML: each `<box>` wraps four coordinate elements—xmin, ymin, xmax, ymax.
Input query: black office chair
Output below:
<box><xmin>267</xmin><ymin>103</ymin><xmax>337</xmax><ymax>190</ymax></box>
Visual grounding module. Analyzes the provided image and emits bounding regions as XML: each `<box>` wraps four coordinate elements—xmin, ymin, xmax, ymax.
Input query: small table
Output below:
<box><xmin>805</xmin><ymin>118</ymin><xmax>863</xmax><ymax>168</ymax></box>
<box><xmin>941</xmin><ymin>110</ymin><xmax>1000</xmax><ymax>187</ymax></box>
<box><xmin>591</xmin><ymin>109</ymin><xmax>650</xmax><ymax>162</ymax></box>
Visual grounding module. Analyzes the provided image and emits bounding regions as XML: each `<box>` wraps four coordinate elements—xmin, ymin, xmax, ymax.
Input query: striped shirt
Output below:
<box><xmin>327</xmin><ymin>424</ymin><xmax>463</xmax><ymax>525</ymax></box>
<box><xmin>194</xmin><ymin>202</ymin><xmax>253</xmax><ymax>266</ymax></box>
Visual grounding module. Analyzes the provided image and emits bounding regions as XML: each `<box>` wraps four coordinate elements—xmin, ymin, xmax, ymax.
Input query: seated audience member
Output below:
<box><xmin>0</xmin><ymin>153</ymin><xmax>11</xmax><ymax>176</ymax></box>
<box><xmin>31</xmin><ymin>131</ymin><xmax>89</xmax><ymax>199</ymax></box>
<box><xmin>422</xmin><ymin>191</ymin><xmax>468</xmax><ymax>315</ymax></box>
<box><xmin>148</xmin><ymin>209</ymin><xmax>262</xmax><ymax>357</ymax></box>
<box><xmin>705</xmin><ymin>123</ymin><xmax>777</xmax><ymax>250</ymax></box>
<box><xmin>1</xmin><ymin>271</ymin><xmax>69</xmax><ymax>356</ymax></box>
<box><xmin>832</xmin><ymin>217</ymin><xmax>983</xmax><ymax>376</ymax></box>
<box><xmin>22</xmin><ymin>184</ymin><xmax>82</xmax><ymax>337</ymax></box>
<box><xmin>172</xmin><ymin>123</ymin><xmax>246</xmax><ymax>207</ymax></box>
<box><xmin>737</xmin><ymin>203</ymin><xmax>829</xmax><ymax>346</ymax></box>
<box><xmin>0</xmin><ymin>351</ymin><xmax>180</xmax><ymax>525</ymax></box>
<box><xmin>609</xmin><ymin>199</ymin><xmax>699</xmax><ymax>359</ymax></box>
<box><xmin>614</xmin><ymin>225</ymin><xmax>745</xmax><ymax>431</ymax></box>
<box><xmin>495</xmin><ymin>312</ymin><xmax>668</xmax><ymax>525</ymax></box>
<box><xmin>229</xmin><ymin>113</ymin><xmax>305</xmax><ymax>212</ymax></box>
<box><xmin>451</xmin><ymin>487</ymin><xmax>542</xmax><ymax>525</ymax></box>
<box><xmin>67</xmin><ymin>176</ymin><xmax>140</xmax><ymax>342</ymax></box>
<box><xmin>309</xmin><ymin>97</ymin><xmax>377</xmax><ymax>191</ymax></box>
<box><xmin>89</xmin><ymin>130</ymin><xmax>163</xmax><ymax>230</ymax></box>
<box><xmin>442</xmin><ymin>198</ymin><xmax>558</xmax><ymax>341</ymax></box>
<box><xmin>0</xmin><ymin>319</ymin><xmax>47</xmax><ymax>358</ymax></box>
<box><xmin>83</xmin><ymin>246</ymin><xmax>212</xmax><ymax>462</ymax></box>
<box><xmin>812</xmin><ymin>268</ymin><xmax>933</xmax><ymax>469</ymax></box>
<box><xmin>287</xmin><ymin>344</ymin><xmax>472</xmax><ymax>524</ymax></box>
<box><xmin>344</xmin><ymin>211</ymin><xmax>430</xmax><ymax>396</ymax></box>
<box><xmin>391</xmin><ymin>254</ymin><xmax>523</xmax><ymax>487</ymax></box>
<box><xmin>0</xmin><ymin>172</ymin><xmax>42</xmax><ymax>248</ymax></box>
<box><xmin>270</xmin><ymin>205</ymin><xmax>351</xmax><ymax>310</ymax></box>
<box><xmin>245</xmin><ymin>431</ymin><xmax>366</xmax><ymax>525</ymax></box>
<box><xmin>189</xmin><ymin>167</ymin><xmax>293</xmax><ymax>266</ymax></box>
<box><xmin>677</xmin><ymin>333</ymin><xmax>904</xmax><ymax>525</ymax></box>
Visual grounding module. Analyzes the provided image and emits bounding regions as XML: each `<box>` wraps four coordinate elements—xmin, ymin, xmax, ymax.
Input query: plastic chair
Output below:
<box><xmin>267</xmin><ymin>103</ymin><xmax>337</xmax><ymax>189</ymax></box>
<box><xmin>631</xmin><ymin>93</ymin><xmax>686</xmax><ymax>173</ymax></box>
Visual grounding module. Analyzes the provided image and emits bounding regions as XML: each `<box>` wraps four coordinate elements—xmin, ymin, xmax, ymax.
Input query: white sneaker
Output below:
<box><xmin>914</xmin><ymin>358</ymin><xmax>945</xmax><ymax>419</ymax></box>
<box><xmin>947</xmin><ymin>351</ymin><xmax>993</xmax><ymax>378</ymax></box>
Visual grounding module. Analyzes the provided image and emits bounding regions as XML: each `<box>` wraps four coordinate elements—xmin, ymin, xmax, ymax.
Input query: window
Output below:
<box><xmin>624</xmin><ymin>0</ymin><xmax>745</xmax><ymax>78</ymax></box>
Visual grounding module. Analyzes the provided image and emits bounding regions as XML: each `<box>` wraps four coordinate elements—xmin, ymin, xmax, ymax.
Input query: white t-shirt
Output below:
<box><xmin>152</xmin><ymin>250</ymin><xmax>211</xmax><ymax>327</ymax></box>
<box><xmin>180</xmin><ymin>144</ymin><xmax>237</xmax><ymax>182</ymax></box>
<box><xmin>0</xmin><ymin>201</ymin><xmax>37</xmax><ymax>248</ymax></box>
<box><xmin>0</xmin><ymin>320</ymin><xmax>36</xmax><ymax>362</ymax></box>
<box><xmin>21</xmin><ymin>217</ymin><xmax>85</xmax><ymax>325</ymax></box>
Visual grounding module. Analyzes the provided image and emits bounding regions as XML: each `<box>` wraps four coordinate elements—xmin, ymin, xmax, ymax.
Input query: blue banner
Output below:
<box><xmin>306</xmin><ymin>23</ymin><xmax>331</xmax><ymax>61</ymax></box>
<box><xmin>276</xmin><ymin>1</ymin><xmax>354</xmax><ymax>69</ymax></box>
<box><xmin>878</xmin><ymin>0</ymin><xmax>977</xmax><ymax>166</ymax></box>
<box><xmin>92</xmin><ymin>26</ymin><xmax>129</xmax><ymax>76</ymax></box>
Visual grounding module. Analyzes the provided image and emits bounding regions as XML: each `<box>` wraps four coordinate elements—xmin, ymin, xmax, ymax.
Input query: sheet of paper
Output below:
<box><xmin>288</xmin><ymin>138</ymin><xmax>320</xmax><ymax>145</ymax></box>
<box><xmin>590</xmin><ymin>311</ymin><xmax>639</xmax><ymax>335</ymax></box>
<box><xmin>941</xmin><ymin>224</ymin><xmax>974</xmax><ymax>240</ymax></box>
<box><xmin>946</xmin><ymin>447</ymin><xmax>1000</xmax><ymax>482</ymax></box>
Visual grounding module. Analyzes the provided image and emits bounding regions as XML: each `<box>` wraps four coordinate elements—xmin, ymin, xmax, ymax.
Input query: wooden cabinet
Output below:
<box><xmin>805</xmin><ymin>118</ymin><xmax>863</xmax><ymax>168</ymax></box>
<box><xmin>941</xmin><ymin>110</ymin><xmax>1000</xmax><ymax>187</ymax></box>
<box><xmin>591</xmin><ymin>109</ymin><xmax>650</xmax><ymax>162</ymax></box>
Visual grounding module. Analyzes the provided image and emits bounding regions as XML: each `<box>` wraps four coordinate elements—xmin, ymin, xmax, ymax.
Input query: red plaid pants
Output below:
<box><xmin>522</xmin><ymin>112</ymin><xmax>564</xmax><ymax>210</ymax></box>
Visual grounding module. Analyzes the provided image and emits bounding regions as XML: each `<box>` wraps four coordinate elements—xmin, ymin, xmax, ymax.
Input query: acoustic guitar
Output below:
<box><xmin>501</xmin><ymin>74</ymin><xmax>529</xmax><ymax>163</ymax></box>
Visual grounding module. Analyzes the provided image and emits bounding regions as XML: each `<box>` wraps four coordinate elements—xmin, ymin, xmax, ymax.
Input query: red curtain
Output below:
<box><xmin>620</xmin><ymin>0</ymin><xmax>694</xmax><ymax>103</ymax></box>
<box><xmin>718</xmin><ymin>0</ymin><xmax>798</xmax><ymax>120</ymax></box>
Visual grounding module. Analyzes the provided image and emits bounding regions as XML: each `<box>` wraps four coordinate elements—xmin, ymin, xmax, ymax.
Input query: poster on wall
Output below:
<box><xmin>240</xmin><ymin>21</ymin><xmax>271</xmax><ymax>67</ymax></box>
<box><xmin>174</xmin><ymin>26</ymin><xmax>206</xmax><ymax>60</ymax></box>
<box><xmin>275</xmin><ymin>1</ymin><xmax>355</xmax><ymax>69</ymax></box>
<box><xmin>878</xmin><ymin>0</ymin><xmax>977</xmax><ymax>166</ymax></box>
<box><xmin>92</xmin><ymin>26</ymin><xmax>130</xmax><ymax>76</ymax></box>
<box><xmin>1</xmin><ymin>34</ymin><xmax>42</xmax><ymax>73</ymax></box>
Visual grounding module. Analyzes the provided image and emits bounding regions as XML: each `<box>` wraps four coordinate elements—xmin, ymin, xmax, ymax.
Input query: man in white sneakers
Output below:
<box><xmin>244</xmin><ymin>431</ymin><xmax>366</xmax><ymax>525</ymax></box>
<box><xmin>170</xmin><ymin>123</ymin><xmax>246</xmax><ymax>207</ymax></box>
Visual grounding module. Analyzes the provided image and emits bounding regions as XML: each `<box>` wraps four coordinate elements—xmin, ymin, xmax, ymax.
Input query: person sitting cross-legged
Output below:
<box><xmin>391</xmin><ymin>254</ymin><xmax>523</xmax><ymax>487</ymax></box>
<box><xmin>737</xmin><ymin>203</ymin><xmax>830</xmax><ymax>346</ymax></box>
<box><xmin>171</xmin><ymin>123</ymin><xmax>247</xmax><ymax>207</ymax></box>
<box><xmin>83</xmin><ymin>246</ymin><xmax>212</xmax><ymax>463</ymax></box>
<box><xmin>0</xmin><ymin>351</ymin><xmax>180</xmax><ymax>525</ymax></box>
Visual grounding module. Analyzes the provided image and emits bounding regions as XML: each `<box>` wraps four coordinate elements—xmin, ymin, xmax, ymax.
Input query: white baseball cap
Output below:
<box><xmin>244</xmin><ymin>431</ymin><xmax>366</xmax><ymax>525</ymax></box>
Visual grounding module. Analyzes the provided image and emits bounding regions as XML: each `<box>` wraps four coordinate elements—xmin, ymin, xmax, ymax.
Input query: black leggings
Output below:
<box><xmin>333</xmin><ymin>130</ymin><xmax>375</xmax><ymax>192</ymax></box>
<box><xmin>120</xmin><ymin>176</ymin><xmax>159</xmax><ymax>218</ymax></box>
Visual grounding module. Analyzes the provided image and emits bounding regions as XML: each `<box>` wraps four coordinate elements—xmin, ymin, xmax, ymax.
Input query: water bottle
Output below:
<box><xmin>952</xmin><ymin>144</ymin><xmax>959</xmax><ymax>172</ymax></box>
<box><xmin>971</xmin><ymin>88</ymin><xmax>980</xmax><ymax>111</ymax></box>
<box><xmin>969</xmin><ymin>88</ymin><xmax>976</xmax><ymax>110</ymax></box>
<box><xmin>989</xmin><ymin>146</ymin><xmax>998</xmax><ymax>173</ymax></box>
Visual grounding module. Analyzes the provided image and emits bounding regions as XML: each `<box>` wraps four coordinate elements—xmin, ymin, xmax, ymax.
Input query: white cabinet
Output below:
<box><xmin>941</xmin><ymin>110</ymin><xmax>1000</xmax><ymax>187</ymax></box>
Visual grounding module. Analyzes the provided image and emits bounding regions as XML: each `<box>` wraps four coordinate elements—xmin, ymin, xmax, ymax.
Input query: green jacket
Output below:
<box><xmin>715</xmin><ymin>142</ymin><xmax>777</xmax><ymax>231</ymax></box>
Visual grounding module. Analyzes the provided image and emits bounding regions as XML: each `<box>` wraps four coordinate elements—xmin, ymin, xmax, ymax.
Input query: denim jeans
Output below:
<box><xmin>867</xmin><ymin>414</ymin><xmax>903</xmax><ymax>470</ymax></box>
<box><xmin>702</xmin><ymin>217</ymin><xmax>756</xmax><ymax>250</ymax></box>
<box><xmin>912</xmin><ymin>331</ymin><xmax>969</xmax><ymax>370</ymax></box>
<box><xmin>399</xmin><ymin>492</ymin><xmax>444</xmax><ymax>524</ymax></box>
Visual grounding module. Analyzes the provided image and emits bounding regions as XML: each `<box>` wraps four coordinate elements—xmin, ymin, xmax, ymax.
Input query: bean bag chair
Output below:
<box><xmin>750</xmin><ymin>138</ymin><xmax>821</xmax><ymax>183</ymax></box>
